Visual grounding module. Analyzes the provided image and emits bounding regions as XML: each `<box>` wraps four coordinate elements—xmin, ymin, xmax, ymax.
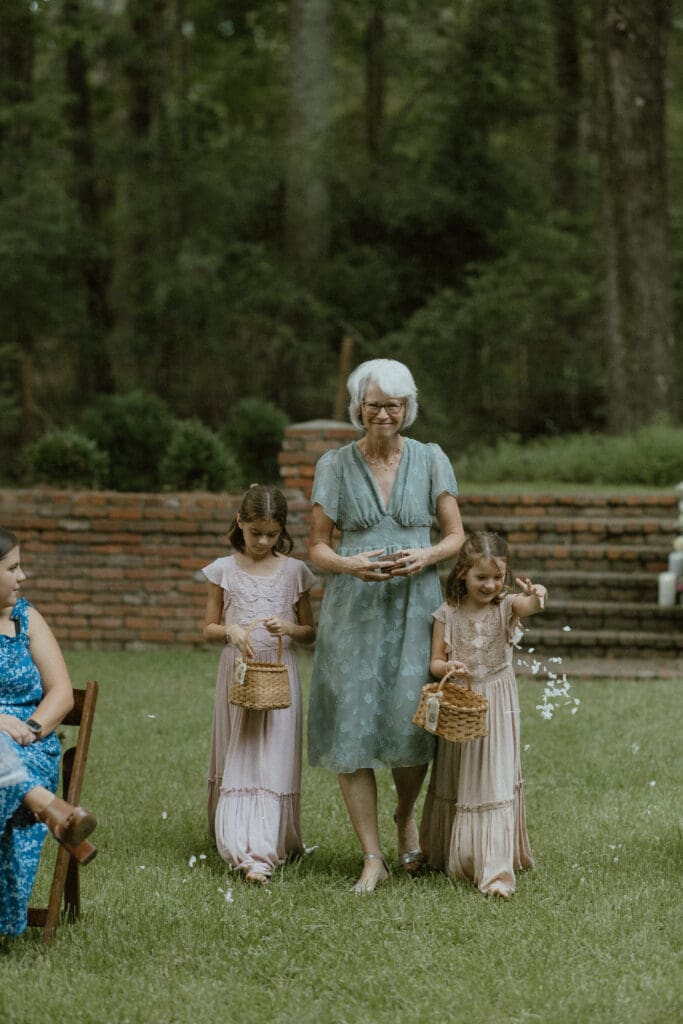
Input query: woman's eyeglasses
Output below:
<box><xmin>362</xmin><ymin>401</ymin><xmax>404</xmax><ymax>417</ymax></box>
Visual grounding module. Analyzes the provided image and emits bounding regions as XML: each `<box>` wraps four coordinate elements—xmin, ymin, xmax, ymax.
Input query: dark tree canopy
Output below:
<box><xmin>0</xmin><ymin>0</ymin><xmax>680</xmax><ymax>481</ymax></box>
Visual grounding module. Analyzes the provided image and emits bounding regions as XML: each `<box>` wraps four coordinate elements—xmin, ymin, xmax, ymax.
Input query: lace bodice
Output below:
<box><xmin>434</xmin><ymin>594</ymin><xmax>521</xmax><ymax>682</ymax></box>
<box><xmin>202</xmin><ymin>555</ymin><xmax>316</xmax><ymax>654</ymax></box>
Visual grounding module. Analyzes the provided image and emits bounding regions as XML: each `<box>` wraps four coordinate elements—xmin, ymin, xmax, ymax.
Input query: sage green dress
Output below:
<box><xmin>308</xmin><ymin>438</ymin><xmax>458</xmax><ymax>772</ymax></box>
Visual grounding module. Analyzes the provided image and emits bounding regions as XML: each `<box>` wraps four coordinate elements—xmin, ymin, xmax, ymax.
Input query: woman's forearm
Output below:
<box><xmin>309</xmin><ymin>541</ymin><xmax>351</xmax><ymax>575</ymax></box>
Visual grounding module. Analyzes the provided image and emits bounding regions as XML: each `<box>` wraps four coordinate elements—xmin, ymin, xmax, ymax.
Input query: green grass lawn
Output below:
<box><xmin>1</xmin><ymin>649</ymin><xmax>681</xmax><ymax>1024</ymax></box>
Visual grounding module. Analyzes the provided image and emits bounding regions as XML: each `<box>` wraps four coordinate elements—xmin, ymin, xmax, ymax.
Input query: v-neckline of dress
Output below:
<box><xmin>353</xmin><ymin>438</ymin><xmax>407</xmax><ymax>513</ymax></box>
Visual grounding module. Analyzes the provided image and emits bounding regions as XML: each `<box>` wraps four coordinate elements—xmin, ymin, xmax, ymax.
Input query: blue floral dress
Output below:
<box><xmin>308</xmin><ymin>438</ymin><xmax>458</xmax><ymax>772</ymax></box>
<box><xmin>0</xmin><ymin>598</ymin><xmax>61</xmax><ymax>936</ymax></box>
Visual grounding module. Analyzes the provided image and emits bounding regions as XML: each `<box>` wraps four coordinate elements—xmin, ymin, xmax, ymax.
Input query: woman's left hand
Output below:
<box><xmin>388</xmin><ymin>548</ymin><xmax>430</xmax><ymax>577</ymax></box>
<box><xmin>0</xmin><ymin>714</ymin><xmax>36</xmax><ymax>745</ymax></box>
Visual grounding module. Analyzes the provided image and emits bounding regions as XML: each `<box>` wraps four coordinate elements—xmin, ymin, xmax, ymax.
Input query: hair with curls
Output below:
<box><xmin>0</xmin><ymin>527</ymin><xmax>19</xmax><ymax>560</ymax></box>
<box><xmin>445</xmin><ymin>531</ymin><xmax>511</xmax><ymax>607</ymax></box>
<box><xmin>346</xmin><ymin>358</ymin><xmax>418</xmax><ymax>430</ymax></box>
<box><xmin>227</xmin><ymin>485</ymin><xmax>293</xmax><ymax>554</ymax></box>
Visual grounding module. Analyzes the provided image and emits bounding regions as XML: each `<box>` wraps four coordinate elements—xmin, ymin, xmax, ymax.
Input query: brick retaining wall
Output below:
<box><xmin>1</xmin><ymin>420</ymin><xmax>678</xmax><ymax>651</ymax></box>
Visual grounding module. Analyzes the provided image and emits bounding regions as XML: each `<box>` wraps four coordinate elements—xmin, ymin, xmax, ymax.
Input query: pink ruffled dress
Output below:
<box><xmin>202</xmin><ymin>555</ymin><xmax>317</xmax><ymax>879</ymax></box>
<box><xmin>419</xmin><ymin>593</ymin><xmax>534</xmax><ymax>896</ymax></box>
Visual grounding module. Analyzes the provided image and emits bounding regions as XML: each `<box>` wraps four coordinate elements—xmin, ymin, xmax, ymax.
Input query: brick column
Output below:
<box><xmin>278</xmin><ymin>420</ymin><xmax>359</xmax><ymax>500</ymax></box>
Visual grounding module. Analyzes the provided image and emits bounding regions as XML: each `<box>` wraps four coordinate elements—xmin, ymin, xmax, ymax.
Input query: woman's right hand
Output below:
<box><xmin>345</xmin><ymin>549</ymin><xmax>397</xmax><ymax>583</ymax></box>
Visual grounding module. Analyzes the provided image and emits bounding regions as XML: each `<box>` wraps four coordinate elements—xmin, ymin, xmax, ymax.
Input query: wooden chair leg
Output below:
<box><xmin>28</xmin><ymin>681</ymin><xmax>98</xmax><ymax>943</ymax></box>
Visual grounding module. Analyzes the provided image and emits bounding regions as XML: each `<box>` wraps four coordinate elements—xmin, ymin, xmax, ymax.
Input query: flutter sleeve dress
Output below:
<box><xmin>202</xmin><ymin>555</ymin><xmax>317</xmax><ymax>879</ymax></box>
<box><xmin>419</xmin><ymin>594</ymin><xmax>534</xmax><ymax>897</ymax></box>
<box><xmin>308</xmin><ymin>438</ymin><xmax>458</xmax><ymax>773</ymax></box>
<box><xmin>0</xmin><ymin>598</ymin><xmax>61</xmax><ymax>936</ymax></box>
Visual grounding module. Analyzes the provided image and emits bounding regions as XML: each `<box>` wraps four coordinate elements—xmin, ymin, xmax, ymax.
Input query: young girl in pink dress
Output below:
<box><xmin>419</xmin><ymin>531</ymin><xmax>547</xmax><ymax>898</ymax></box>
<box><xmin>202</xmin><ymin>485</ymin><xmax>316</xmax><ymax>885</ymax></box>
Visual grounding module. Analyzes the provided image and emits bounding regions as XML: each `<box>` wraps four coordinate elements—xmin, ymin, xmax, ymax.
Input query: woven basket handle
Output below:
<box><xmin>439</xmin><ymin>665</ymin><xmax>472</xmax><ymax>692</ymax></box>
<box><xmin>242</xmin><ymin>618</ymin><xmax>283</xmax><ymax>664</ymax></box>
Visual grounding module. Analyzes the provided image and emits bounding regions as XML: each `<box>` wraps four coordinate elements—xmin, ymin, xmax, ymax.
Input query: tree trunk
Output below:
<box><xmin>365</xmin><ymin>0</ymin><xmax>386</xmax><ymax>157</ymax></box>
<box><xmin>284</xmin><ymin>0</ymin><xmax>331</xmax><ymax>283</ymax></box>
<box><xmin>113</xmin><ymin>0</ymin><xmax>168</xmax><ymax>389</ymax></box>
<box><xmin>550</xmin><ymin>0</ymin><xmax>581</xmax><ymax>211</ymax></box>
<box><xmin>594</xmin><ymin>0</ymin><xmax>677</xmax><ymax>431</ymax></box>
<box><xmin>63</xmin><ymin>0</ymin><xmax>115</xmax><ymax>397</ymax></box>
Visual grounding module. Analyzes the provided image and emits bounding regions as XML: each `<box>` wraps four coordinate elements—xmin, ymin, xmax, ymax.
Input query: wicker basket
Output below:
<box><xmin>229</xmin><ymin>620</ymin><xmax>291</xmax><ymax>711</ymax></box>
<box><xmin>412</xmin><ymin>669</ymin><xmax>488</xmax><ymax>742</ymax></box>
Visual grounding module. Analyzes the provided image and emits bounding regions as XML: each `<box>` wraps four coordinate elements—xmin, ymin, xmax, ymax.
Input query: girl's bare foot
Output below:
<box><xmin>352</xmin><ymin>853</ymin><xmax>390</xmax><ymax>894</ymax></box>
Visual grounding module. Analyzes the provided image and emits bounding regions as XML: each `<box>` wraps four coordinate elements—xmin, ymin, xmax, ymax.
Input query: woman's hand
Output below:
<box><xmin>388</xmin><ymin>547</ymin><xmax>430</xmax><ymax>577</ymax></box>
<box><xmin>345</xmin><ymin>549</ymin><xmax>396</xmax><ymax>583</ymax></box>
<box><xmin>0</xmin><ymin>714</ymin><xmax>36</xmax><ymax>745</ymax></box>
<box><xmin>227</xmin><ymin>625</ymin><xmax>256</xmax><ymax>659</ymax></box>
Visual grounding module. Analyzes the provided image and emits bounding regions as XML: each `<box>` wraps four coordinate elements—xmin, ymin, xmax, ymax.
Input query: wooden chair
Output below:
<box><xmin>28</xmin><ymin>679</ymin><xmax>99</xmax><ymax>943</ymax></box>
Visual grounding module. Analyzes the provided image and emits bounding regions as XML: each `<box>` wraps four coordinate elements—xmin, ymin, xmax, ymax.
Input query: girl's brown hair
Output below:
<box><xmin>0</xmin><ymin>527</ymin><xmax>19</xmax><ymax>560</ymax></box>
<box><xmin>228</xmin><ymin>485</ymin><xmax>293</xmax><ymax>554</ymax></box>
<box><xmin>445</xmin><ymin>531</ymin><xmax>510</xmax><ymax>606</ymax></box>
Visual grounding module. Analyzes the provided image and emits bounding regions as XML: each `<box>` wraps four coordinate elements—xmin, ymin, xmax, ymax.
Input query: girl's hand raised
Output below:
<box><xmin>514</xmin><ymin>577</ymin><xmax>547</xmax><ymax>610</ymax></box>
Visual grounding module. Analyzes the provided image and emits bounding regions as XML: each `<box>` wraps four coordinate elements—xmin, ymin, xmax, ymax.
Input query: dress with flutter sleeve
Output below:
<box><xmin>202</xmin><ymin>555</ymin><xmax>316</xmax><ymax>878</ymax></box>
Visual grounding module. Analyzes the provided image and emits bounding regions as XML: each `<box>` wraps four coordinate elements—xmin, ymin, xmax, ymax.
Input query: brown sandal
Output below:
<box><xmin>37</xmin><ymin>797</ymin><xmax>98</xmax><ymax>865</ymax></box>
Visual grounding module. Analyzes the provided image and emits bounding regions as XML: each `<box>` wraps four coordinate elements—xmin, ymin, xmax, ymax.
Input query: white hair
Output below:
<box><xmin>347</xmin><ymin>359</ymin><xmax>418</xmax><ymax>430</ymax></box>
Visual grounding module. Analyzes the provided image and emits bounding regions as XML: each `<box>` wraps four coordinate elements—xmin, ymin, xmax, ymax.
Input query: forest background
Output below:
<box><xmin>1</xmin><ymin>0</ymin><xmax>681</xmax><ymax>492</ymax></box>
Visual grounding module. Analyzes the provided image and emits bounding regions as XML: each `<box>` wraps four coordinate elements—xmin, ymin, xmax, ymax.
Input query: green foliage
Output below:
<box><xmin>0</xmin><ymin>0</ymin><xmax>679</xmax><ymax>454</ymax></box>
<box><xmin>455</xmin><ymin>422</ymin><xmax>683</xmax><ymax>487</ymax></box>
<box><xmin>220</xmin><ymin>397</ymin><xmax>289</xmax><ymax>486</ymax></box>
<box><xmin>21</xmin><ymin>428</ymin><xmax>108</xmax><ymax>488</ymax></box>
<box><xmin>80</xmin><ymin>391</ymin><xmax>175</xmax><ymax>492</ymax></box>
<box><xmin>159</xmin><ymin>419</ymin><xmax>242</xmax><ymax>492</ymax></box>
<box><xmin>385</xmin><ymin>213</ymin><xmax>603</xmax><ymax>452</ymax></box>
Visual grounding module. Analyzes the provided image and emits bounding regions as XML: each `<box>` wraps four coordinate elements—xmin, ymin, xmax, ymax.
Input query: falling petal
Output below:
<box><xmin>649</xmin><ymin>780</ymin><xmax>656</xmax><ymax>787</ymax></box>
<box><xmin>161</xmin><ymin>810</ymin><xmax>168</xmax><ymax>820</ymax></box>
<box><xmin>147</xmin><ymin>714</ymin><xmax>157</xmax><ymax>719</ymax></box>
<box><xmin>523</xmin><ymin>744</ymin><xmax>531</xmax><ymax>752</ymax></box>
<box><xmin>188</xmin><ymin>855</ymin><xmax>197</xmax><ymax>867</ymax></box>
<box><xmin>631</xmin><ymin>743</ymin><xmax>639</xmax><ymax>753</ymax></box>
<box><xmin>562</xmin><ymin>626</ymin><xmax>571</xmax><ymax>632</ymax></box>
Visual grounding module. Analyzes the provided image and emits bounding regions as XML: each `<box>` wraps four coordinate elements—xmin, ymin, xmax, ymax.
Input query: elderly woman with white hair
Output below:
<box><xmin>308</xmin><ymin>358</ymin><xmax>464</xmax><ymax>892</ymax></box>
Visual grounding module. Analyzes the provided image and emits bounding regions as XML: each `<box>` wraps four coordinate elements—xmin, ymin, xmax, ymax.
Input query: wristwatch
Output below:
<box><xmin>25</xmin><ymin>718</ymin><xmax>42</xmax><ymax>738</ymax></box>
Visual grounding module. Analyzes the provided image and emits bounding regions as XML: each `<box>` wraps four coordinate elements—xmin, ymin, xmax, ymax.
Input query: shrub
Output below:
<box><xmin>454</xmin><ymin>423</ymin><xmax>683</xmax><ymax>487</ymax></box>
<box><xmin>159</xmin><ymin>419</ymin><xmax>242</xmax><ymax>492</ymax></box>
<box><xmin>220</xmin><ymin>397</ymin><xmax>289</xmax><ymax>485</ymax></box>
<box><xmin>81</xmin><ymin>390</ymin><xmax>175</xmax><ymax>491</ymax></box>
<box><xmin>22</xmin><ymin>428</ymin><xmax>109</xmax><ymax>488</ymax></box>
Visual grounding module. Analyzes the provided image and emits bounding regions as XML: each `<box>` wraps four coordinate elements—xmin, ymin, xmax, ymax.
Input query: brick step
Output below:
<box><xmin>516</xmin><ymin>656</ymin><xmax>683</xmax><ymax>680</ymax></box>
<box><xmin>457</xmin><ymin>494</ymin><xmax>677</xmax><ymax>519</ymax></box>
<box><xmin>531</xmin><ymin>600</ymin><xmax>683</xmax><ymax>633</ymax></box>
<box><xmin>501</xmin><ymin>542</ymin><xmax>668</xmax><ymax>573</ymax></box>
<box><xmin>459</xmin><ymin>514</ymin><xmax>675</xmax><ymax>547</ymax></box>
<box><xmin>516</xmin><ymin>626</ymin><xmax>683</xmax><ymax>659</ymax></box>
<box><xmin>504</xmin><ymin>570</ymin><xmax>660</xmax><ymax>603</ymax></box>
